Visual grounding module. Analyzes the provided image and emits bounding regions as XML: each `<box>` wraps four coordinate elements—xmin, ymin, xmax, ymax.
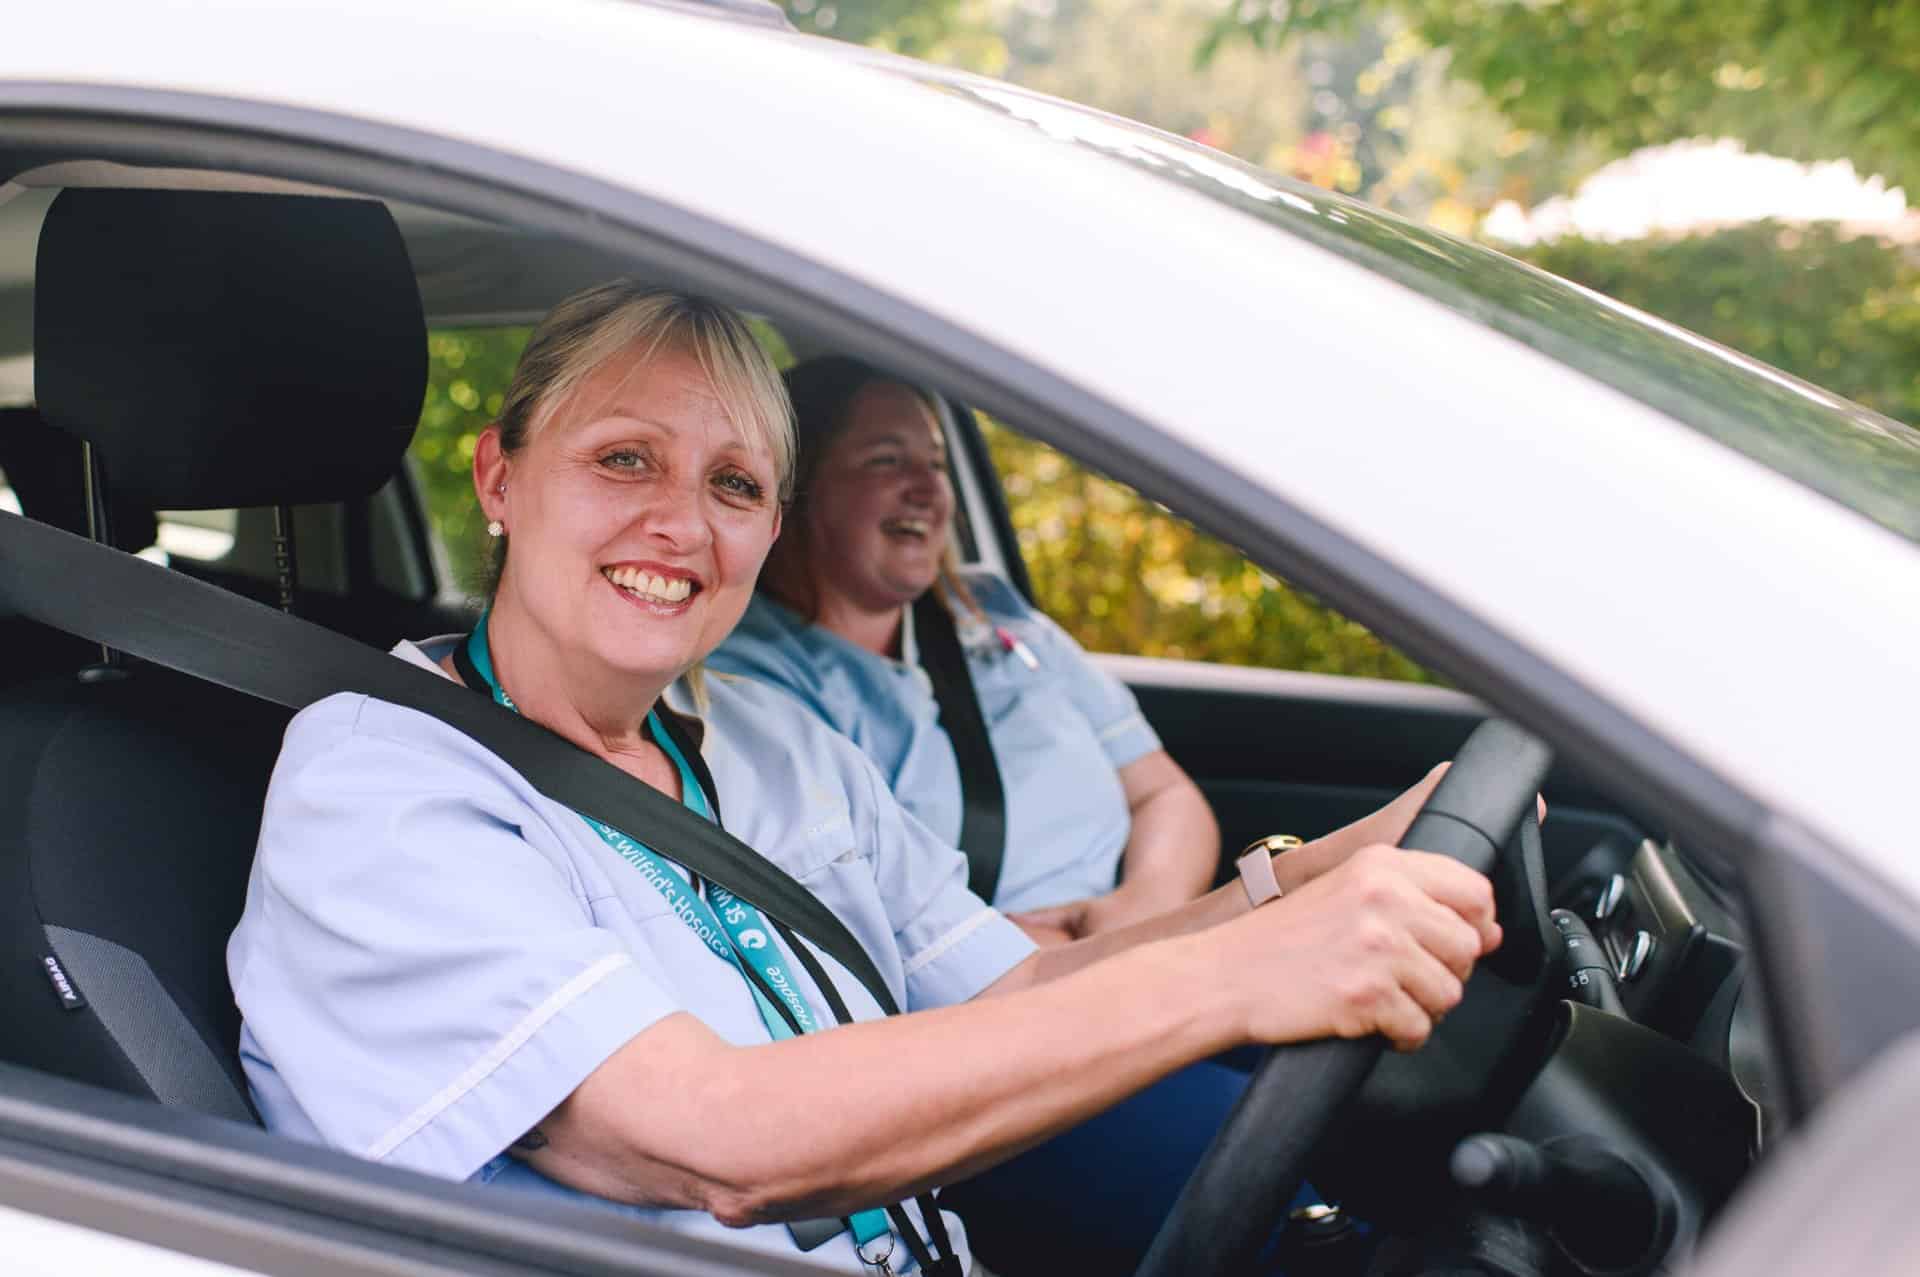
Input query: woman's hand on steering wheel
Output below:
<box><xmin>1228</xmin><ymin>844</ymin><xmax>1501</xmax><ymax>1053</ymax></box>
<box><xmin>1276</xmin><ymin>763</ymin><xmax>1547</xmax><ymax>896</ymax></box>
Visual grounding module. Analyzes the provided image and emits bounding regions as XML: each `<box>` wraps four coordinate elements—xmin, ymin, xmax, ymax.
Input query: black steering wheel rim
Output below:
<box><xmin>1134</xmin><ymin>718</ymin><xmax>1554</xmax><ymax>1277</ymax></box>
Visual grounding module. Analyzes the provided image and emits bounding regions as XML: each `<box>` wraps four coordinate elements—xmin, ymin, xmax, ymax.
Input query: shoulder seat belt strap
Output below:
<box><xmin>1</xmin><ymin>511</ymin><xmax>970</xmax><ymax>1273</ymax></box>
<box><xmin>0</xmin><ymin>511</ymin><xmax>900</xmax><ymax>1016</ymax></box>
<box><xmin>911</xmin><ymin>592</ymin><xmax>1008</xmax><ymax>903</ymax></box>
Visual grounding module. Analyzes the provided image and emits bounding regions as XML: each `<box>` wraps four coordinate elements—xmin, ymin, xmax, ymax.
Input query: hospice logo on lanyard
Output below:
<box><xmin>460</xmin><ymin>624</ymin><xmax>899</xmax><ymax>1268</ymax></box>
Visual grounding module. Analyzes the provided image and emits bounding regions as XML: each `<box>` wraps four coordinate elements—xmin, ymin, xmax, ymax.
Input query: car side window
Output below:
<box><xmin>411</xmin><ymin>327</ymin><xmax>533</xmax><ymax>601</ymax></box>
<box><xmin>979</xmin><ymin>418</ymin><xmax>1433</xmax><ymax>682</ymax></box>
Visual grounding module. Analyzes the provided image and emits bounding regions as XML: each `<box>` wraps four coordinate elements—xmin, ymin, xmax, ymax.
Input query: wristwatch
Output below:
<box><xmin>1236</xmin><ymin>834</ymin><xmax>1304</xmax><ymax>909</ymax></box>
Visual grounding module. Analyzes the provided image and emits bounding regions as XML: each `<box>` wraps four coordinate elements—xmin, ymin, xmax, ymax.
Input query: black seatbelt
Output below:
<box><xmin>1</xmin><ymin>509</ymin><xmax>967</xmax><ymax>1272</ymax></box>
<box><xmin>911</xmin><ymin>592</ymin><xmax>1008</xmax><ymax>903</ymax></box>
<box><xmin>0</xmin><ymin>510</ymin><xmax>898</xmax><ymax>1015</ymax></box>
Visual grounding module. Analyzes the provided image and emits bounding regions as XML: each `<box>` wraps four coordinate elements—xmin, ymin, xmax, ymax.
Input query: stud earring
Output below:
<box><xmin>486</xmin><ymin>520</ymin><xmax>504</xmax><ymax>538</ymax></box>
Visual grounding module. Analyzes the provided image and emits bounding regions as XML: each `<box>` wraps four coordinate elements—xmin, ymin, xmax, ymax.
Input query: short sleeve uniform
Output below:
<box><xmin>227</xmin><ymin>637</ymin><xmax>1034</xmax><ymax>1273</ymax></box>
<box><xmin>709</xmin><ymin>573</ymin><xmax>1162</xmax><ymax>913</ymax></box>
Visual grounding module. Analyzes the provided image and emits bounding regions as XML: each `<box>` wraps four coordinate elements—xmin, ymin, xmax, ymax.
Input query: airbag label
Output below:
<box><xmin>40</xmin><ymin>955</ymin><xmax>86</xmax><ymax>1011</ymax></box>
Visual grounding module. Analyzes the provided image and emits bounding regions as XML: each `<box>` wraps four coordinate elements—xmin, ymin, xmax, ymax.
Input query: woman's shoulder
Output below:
<box><xmin>710</xmin><ymin>594</ymin><xmax>838</xmax><ymax>689</ymax></box>
<box><xmin>697</xmin><ymin>670</ymin><xmax>893</xmax><ymax>785</ymax></box>
<box><xmin>699</xmin><ymin>666</ymin><xmax>851</xmax><ymax>743</ymax></box>
<box><xmin>271</xmin><ymin>641</ymin><xmax>534</xmax><ymax>792</ymax></box>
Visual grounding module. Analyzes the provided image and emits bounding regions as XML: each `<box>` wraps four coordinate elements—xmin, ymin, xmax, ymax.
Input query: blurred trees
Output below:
<box><xmin>1520</xmin><ymin>223</ymin><xmax>1920</xmax><ymax>431</ymax></box>
<box><xmin>413</xmin><ymin>328</ymin><xmax>527</xmax><ymax>595</ymax></box>
<box><xmin>980</xmin><ymin>420</ymin><xmax>1434</xmax><ymax>680</ymax></box>
<box><xmin>1206</xmin><ymin>0</ymin><xmax>1920</xmax><ymax>193</ymax></box>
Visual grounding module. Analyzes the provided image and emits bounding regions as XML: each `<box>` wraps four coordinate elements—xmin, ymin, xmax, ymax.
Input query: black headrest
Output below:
<box><xmin>34</xmin><ymin>190</ymin><xmax>426</xmax><ymax>510</ymax></box>
<box><xmin>0</xmin><ymin>406</ymin><xmax>156</xmax><ymax>550</ymax></box>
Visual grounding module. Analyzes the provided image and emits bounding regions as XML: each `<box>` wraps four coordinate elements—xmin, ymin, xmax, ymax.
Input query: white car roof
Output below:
<box><xmin>5</xmin><ymin>0</ymin><xmax>1920</xmax><ymax>899</ymax></box>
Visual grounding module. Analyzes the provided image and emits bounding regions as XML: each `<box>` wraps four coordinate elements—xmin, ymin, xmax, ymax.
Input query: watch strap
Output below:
<box><xmin>1236</xmin><ymin>834</ymin><xmax>1302</xmax><ymax>909</ymax></box>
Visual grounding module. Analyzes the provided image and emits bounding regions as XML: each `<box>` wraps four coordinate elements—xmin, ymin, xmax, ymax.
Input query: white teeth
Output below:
<box><xmin>887</xmin><ymin>518</ymin><xmax>929</xmax><ymax>536</ymax></box>
<box><xmin>604</xmin><ymin>568</ymin><xmax>693</xmax><ymax>603</ymax></box>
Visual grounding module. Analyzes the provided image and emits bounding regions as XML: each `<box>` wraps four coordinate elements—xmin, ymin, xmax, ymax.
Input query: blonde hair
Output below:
<box><xmin>486</xmin><ymin>282</ymin><xmax>793</xmax><ymax>594</ymax></box>
<box><xmin>496</xmin><ymin>281</ymin><xmax>794</xmax><ymax>499</ymax></box>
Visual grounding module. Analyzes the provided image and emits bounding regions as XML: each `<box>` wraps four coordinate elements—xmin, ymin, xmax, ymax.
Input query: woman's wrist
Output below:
<box><xmin>1271</xmin><ymin>836</ymin><xmax>1344</xmax><ymax>894</ymax></box>
<box><xmin>1136</xmin><ymin>929</ymin><xmax>1250</xmax><ymax>1054</ymax></box>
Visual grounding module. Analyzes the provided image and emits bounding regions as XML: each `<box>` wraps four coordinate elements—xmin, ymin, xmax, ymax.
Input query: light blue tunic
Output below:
<box><xmin>709</xmin><ymin>573</ymin><xmax>1163</xmax><ymax>914</ymax></box>
<box><xmin>228</xmin><ymin>636</ymin><xmax>1035</xmax><ymax>1273</ymax></box>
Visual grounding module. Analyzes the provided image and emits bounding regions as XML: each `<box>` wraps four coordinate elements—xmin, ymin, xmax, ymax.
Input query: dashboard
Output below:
<box><xmin>1556</xmin><ymin>838</ymin><xmax>1772</xmax><ymax>1150</ymax></box>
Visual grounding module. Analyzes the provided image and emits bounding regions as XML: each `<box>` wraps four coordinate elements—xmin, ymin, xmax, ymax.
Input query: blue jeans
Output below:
<box><xmin>938</xmin><ymin>1056</ymin><xmax>1320</xmax><ymax>1276</ymax></box>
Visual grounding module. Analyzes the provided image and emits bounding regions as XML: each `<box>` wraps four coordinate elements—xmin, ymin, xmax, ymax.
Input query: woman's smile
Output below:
<box><xmin>601</xmin><ymin>562</ymin><xmax>702</xmax><ymax>610</ymax></box>
<box><xmin>879</xmin><ymin>515</ymin><xmax>934</xmax><ymax>543</ymax></box>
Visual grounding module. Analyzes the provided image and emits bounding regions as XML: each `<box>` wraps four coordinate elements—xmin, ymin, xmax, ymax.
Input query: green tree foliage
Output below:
<box><xmin>981</xmin><ymin>420</ymin><xmax>1434</xmax><ymax>681</ymax></box>
<box><xmin>1517</xmin><ymin>224</ymin><xmax>1920</xmax><ymax>431</ymax></box>
<box><xmin>781</xmin><ymin>0</ymin><xmax>1008</xmax><ymax>69</ymax></box>
<box><xmin>413</xmin><ymin>328</ymin><xmax>529</xmax><ymax>597</ymax></box>
<box><xmin>1208</xmin><ymin>0</ymin><xmax>1920</xmax><ymax>191</ymax></box>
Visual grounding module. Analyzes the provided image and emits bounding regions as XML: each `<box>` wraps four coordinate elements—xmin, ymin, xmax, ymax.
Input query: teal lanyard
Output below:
<box><xmin>460</xmin><ymin>620</ymin><xmax>891</xmax><ymax>1255</ymax></box>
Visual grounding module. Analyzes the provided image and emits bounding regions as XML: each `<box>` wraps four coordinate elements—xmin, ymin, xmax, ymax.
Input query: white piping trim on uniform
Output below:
<box><xmin>1097</xmin><ymin>713</ymin><xmax>1148</xmax><ymax>744</ymax></box>
<box><xmin>902</xmin><ymin>906</ymin><xmax>996</xmax><ymax>978</ymax></box>
<box><xmin>364</xmin><ymin>952</ymin><xmax>633</xmax><ymax>1162</ymax></box>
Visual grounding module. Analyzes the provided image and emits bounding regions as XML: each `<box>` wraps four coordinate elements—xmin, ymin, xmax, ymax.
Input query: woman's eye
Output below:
<box><xmin>864</xmin><ymin>453</ymin><xmax>902</xmax><ymax>469</ymax></box>
<box><xmin>600</xmin><ymin>449</ymin><xmax>645</xmax><ymax>471</ymax></box>
<box><xmin>715</xmin><ymin>471</ymin><xmax>765</xmax><ymax>501</ymax></box>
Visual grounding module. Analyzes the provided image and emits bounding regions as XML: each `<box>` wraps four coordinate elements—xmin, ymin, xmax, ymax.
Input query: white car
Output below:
<box><xmin>1</xmin><ymin>0</ymin><xmax>1918</xmax><ymax>1273</ymax></box>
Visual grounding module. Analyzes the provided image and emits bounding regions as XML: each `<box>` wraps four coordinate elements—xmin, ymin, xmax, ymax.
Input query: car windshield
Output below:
<box><xmin>880</xmin><ymin>64</ymin><xmax>1920</xmax><ymax>548</ymax></box>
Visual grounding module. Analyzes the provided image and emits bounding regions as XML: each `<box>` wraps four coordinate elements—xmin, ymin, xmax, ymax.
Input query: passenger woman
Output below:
<box><xmin>711</xmin><ymin>356</ymin><xmax>1469</xmax><ymax>1267</ymax></box>
<box><xmin>229</xmin><ymin>284</ymin><xmax>1497</xmax><ymax>1276</ymax></box>
<box><xmin>713</xmin><ymin>357</ymin><xmax>1219</xmax><ymax>944</ymax></box>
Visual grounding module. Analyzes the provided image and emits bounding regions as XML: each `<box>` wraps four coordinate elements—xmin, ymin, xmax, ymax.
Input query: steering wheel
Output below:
<box><xmin>1136</xmin><ymin>718</ymin><xmax>1554</xmax><ymax>1277</ymax></box>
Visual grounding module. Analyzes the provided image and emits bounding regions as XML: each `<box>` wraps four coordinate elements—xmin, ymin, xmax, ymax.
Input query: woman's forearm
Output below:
<box><xmin>531</xmin><ymin>932</ymin><xmax>1240</xmax><ymax>1224</ymax></box>
<box><xmin>1047</xmin><ymin>750</ymin><xmax>1217</xmax><ymax>935</ymax></box>
<box><xmin>530</xmin><ymin>837</ymin><xmax>1500</xmax><ymax>1229</ymax></box>
<box><xmin>991</xmin><ymin>877</ymin><xmax>1246</xmax><ymax>995</ymax></box>
<box><xmin>1114</xmin><ymin>777</ymin><xmax>1218</xmax><ymax>911</ymax></box>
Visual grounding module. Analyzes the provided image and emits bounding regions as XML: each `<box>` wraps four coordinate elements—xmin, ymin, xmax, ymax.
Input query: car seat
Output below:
<box><xmin>0</xmin><ymin>188</ymin><xmax>425</xmax><ymax>1119</ymax></box>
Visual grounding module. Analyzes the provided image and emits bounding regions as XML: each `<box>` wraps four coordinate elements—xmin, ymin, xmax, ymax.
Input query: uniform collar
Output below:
<box><xmin>391</xmin><ymin>634</ymin><xmax>708</xmax><ymax>752</ymax></box>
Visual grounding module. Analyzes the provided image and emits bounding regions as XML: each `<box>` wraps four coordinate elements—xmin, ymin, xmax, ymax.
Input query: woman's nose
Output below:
<box><xmin>637</xmin><ymin>476</ymin><xmax>713</xmax><ymax>547</ymax></box>
<box><xmin>903</xmin><ymin>458</ymin><xmax>948</xmax><ymax>504</ymax></box>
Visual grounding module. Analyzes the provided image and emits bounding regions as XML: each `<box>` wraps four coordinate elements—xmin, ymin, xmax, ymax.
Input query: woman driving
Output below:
<box><xmin>228</xmin><ymin>283</ymin><xmax>1498</xmax><ymax>1276</ymax></box>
